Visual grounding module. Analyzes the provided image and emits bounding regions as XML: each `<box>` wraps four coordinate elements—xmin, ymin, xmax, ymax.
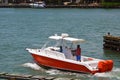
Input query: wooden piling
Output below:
<box><xmin>103</xmin><ymin>34</ymin><xmax>120</xmax><ymax>51</ymax></box>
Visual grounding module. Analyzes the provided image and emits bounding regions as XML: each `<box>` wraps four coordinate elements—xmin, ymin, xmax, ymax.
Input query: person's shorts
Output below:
<box><xmin>76</xmin><ymin>55</ymin><xmax>81</xmax><ymax>61</ymax></box>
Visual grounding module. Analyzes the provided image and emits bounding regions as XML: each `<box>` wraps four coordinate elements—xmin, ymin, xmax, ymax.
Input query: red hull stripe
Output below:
<box><xmin>31</xmin><ymin>53</ymin><xmax>97</xmax><ymax>74</ymax></box>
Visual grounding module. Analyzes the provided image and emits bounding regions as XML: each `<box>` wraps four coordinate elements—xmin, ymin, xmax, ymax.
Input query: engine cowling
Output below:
<box><xmin>98</xmin><ymin>60</ymin><xmax>113</xmax><ymax>72</ymax></box>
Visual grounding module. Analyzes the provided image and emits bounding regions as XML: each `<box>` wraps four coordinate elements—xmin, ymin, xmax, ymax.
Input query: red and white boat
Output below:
<box><xmin>26</xmin><ymin>33</ymin><xmax>113</xmax><ymax>74</ymax></box>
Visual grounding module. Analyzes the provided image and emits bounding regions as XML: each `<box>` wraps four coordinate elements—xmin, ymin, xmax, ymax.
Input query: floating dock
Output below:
<box><xmin>103</xmin><ymin>34</ymin><xmax>120</xmax><ymax>51</ymax></box>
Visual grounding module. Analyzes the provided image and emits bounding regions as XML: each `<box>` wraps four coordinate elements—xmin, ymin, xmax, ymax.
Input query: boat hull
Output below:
<box><xmin>31</xmin><ymin>53</ymin><xmax>97</xmax><ymax>74</ymax></box>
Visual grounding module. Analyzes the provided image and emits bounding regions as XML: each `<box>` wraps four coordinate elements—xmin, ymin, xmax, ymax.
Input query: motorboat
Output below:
<box><xmin>26</xmin><ymin>33</ymin><xmax>113</xmax><ymax>74</ymax></box>
<box><xmin>29</xmin><ymin>1</ymin><xmax>45</xmax><ymax>8</ymax></box>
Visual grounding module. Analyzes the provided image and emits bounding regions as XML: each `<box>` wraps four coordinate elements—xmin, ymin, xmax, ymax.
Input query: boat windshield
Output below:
<box><xmin>42</xmin><ymin>38</ymin><xmax>79</xmax><ymax>50</ymax></box>
<box><xmin>42</xmin><ymin>39</ymin><xmax>61</xmax><ymax>49</ymax></box>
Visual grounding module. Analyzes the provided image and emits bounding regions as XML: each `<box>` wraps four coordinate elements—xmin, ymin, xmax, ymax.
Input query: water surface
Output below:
<box><xmin>0</xmin><ymin>8</ymin><xmax>120</xmax><ymax>80</ymax></box>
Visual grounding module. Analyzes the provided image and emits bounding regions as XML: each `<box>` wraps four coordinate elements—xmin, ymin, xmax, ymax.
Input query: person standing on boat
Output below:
<box><xmin>59</xmin><ymin>46</ymin><xmax>63</xmax><ymax>52</ymax></box>
<box><xmin>76</xmin><ymin>45</ymin><xmax>81</xmax><ymax>61</ymax></box>
<box><xmin>62</xmin><ymin>46</ymin><xmax>68</xmax><ymax>58</ymax></box>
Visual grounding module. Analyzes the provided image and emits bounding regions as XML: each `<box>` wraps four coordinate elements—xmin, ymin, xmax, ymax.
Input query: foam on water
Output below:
<box><xmin>45</xmin><ymin>69</ymin><xmax>59</xmax><ymax>75</ymax></box>
<box><xmin>94</xmin><ymin>68</ymin><xmax>120</xmax><ymax>79</ymax></box>
<box><xmin>21</xmin><ymin>63</ymin><xmax>120</xmax><ymax>79</ymax></box>
<box><xmin>22</xmin><ymin>62</ymin><xmax>120</xmax><ymax>79</ymax></box>
<box><xmin>22</xmin><ymin>62</ymin><xmax>44</xmax><ymax>71</ymax></box>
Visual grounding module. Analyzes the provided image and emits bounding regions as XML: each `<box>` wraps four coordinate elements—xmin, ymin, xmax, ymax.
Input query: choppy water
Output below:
<box><xmin>0</xmin><ymin>8</ymin><xmax>120</xmax><ymax>80</ymax></box>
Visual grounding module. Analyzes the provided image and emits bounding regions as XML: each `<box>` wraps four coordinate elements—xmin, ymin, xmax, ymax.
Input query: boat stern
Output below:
<box><xmin>82</xmin><ymin>58</ymin><xmax>114</xmax><ymax>74</ymax></box>
<box><xmin>97</xmin><ymin>60</ymin><xmax>113</xmax><ymax>73</ymax></box>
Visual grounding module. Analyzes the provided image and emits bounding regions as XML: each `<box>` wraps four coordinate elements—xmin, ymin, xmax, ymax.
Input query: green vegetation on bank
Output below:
<box><xmin>102</xmin><ymin>2</ymin><xmax>120</xmax><ymax>7</ymax></box>
<box><xmin>0</xmin><ymin>0</ymin><xmax>120</xmax><ymax>8</ymax></box>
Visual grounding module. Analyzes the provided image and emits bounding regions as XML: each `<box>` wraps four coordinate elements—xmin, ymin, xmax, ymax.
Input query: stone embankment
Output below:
<box><xmin>0</xmin><ymin>72</ymin><xmax>75</xmax><ymax>80</ymax></box>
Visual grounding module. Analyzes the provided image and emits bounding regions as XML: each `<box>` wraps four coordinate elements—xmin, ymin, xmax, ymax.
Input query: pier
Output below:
<box><xmin>103</xmin><ymin>34</ymin><xmax>120</xmax><ymax>52</ymax></box>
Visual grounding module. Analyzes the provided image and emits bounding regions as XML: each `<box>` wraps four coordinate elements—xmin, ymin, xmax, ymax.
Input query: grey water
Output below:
<box><xmin>0</xmin><ymin>8</ymin><xmax>120</xmax><ymax>80</ymax></box>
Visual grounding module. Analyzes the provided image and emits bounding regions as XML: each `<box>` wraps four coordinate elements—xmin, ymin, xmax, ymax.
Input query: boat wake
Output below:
<box><xmin>46</xmin><ymin>69</ymin><xmax>61</xmax><ymax>75</ymax></box>
<box><xmin>94</xmin><ymin>68</ymin><xmax>120</xmax><ymax>79</ymax></box>
<box><xmin>22</xmin><ymin>63</ymin><xmax>120</xmax><ymax>80</ymax></box>
<box><xmin>46</xmin><ymin>68</ymin><xmax>120</xmax><ymax>79</ymax></box>
<box><xmin>22</xmin><ymin>62</ymin><xmax>44</xmax><ymax>71</ymax></box>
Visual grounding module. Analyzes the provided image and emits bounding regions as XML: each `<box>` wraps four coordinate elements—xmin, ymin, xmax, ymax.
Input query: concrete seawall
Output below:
<box><xmin>0</xmin><ymin>4</ymin><xmax>120</xmax><ymax>8</ymax></box>
<box><xmin>0</xmin><ymin>4</ymin><xmax>30</xmax><ymax>8</ymax></box>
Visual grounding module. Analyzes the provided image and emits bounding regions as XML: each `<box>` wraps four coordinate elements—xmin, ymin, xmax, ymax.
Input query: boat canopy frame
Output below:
<box><xmin>49</xmin><ymin>34</ymin><xmax>85</xmax><ymax>44</ymax></box>
<box><xmin>42</xmin><ymin>33</ymin><xmax>85</xmax><ymax>50</ymax></box>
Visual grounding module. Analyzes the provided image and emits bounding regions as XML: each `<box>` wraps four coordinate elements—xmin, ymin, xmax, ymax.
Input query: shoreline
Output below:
<box><xmin>0</xmin><ymin>4</ymin><xmax>120</xmax><ymax>8</ymax></box>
